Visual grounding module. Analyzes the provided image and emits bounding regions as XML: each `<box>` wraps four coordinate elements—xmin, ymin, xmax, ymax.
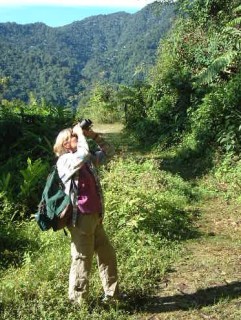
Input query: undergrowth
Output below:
<box><xmin>199</xmin><ymin>152</ymin><xmax>241</xmax><ymax>202</ymax></box>
<box><xmin>0</xmin><ymin>155</ymin><xmax>198</xmax><ymax>319</ymax></box>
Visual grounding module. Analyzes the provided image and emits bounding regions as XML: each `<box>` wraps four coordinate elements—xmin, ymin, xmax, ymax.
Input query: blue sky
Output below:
<box><xmin>0</xmin><ymin>1</ymin><xmax>153</xmax><ymax>27</ymax></box>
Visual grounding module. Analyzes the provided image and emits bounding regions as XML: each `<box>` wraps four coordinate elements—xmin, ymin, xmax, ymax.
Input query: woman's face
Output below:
<box><xmin>63</xmin><ymin>134</ymin><xmax>78</xmax><ymax>153</ymax></box>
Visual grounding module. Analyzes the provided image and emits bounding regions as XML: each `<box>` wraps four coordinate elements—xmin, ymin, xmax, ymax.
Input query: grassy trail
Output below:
<box><xmin>97</xmin><ymin>123</ymin><xmax>241</xmax><ymax>320</ymax></box>
<box><xmin>142</xmin><ymin>197</ymin><xmax>241</xmax><ymax>320</ymax></box>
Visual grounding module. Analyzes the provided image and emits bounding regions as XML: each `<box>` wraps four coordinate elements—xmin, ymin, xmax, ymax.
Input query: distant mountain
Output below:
<box><xmin>0</xmin><ymin>3</ymin><xmax>175</xmax><ymax>107</ymax></box>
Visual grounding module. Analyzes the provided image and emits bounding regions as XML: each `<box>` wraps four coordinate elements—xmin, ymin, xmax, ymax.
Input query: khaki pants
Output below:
<box><xmin>68</xmin><ymin>213</ymin><xmax>118</xmax><ymax>303</ymax></box>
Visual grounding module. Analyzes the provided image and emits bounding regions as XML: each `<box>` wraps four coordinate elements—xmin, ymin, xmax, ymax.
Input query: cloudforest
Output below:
<box><xmin>1</xmin><ymin>0</ymin><xmax>241</xmax><ymax>319</ymax></box>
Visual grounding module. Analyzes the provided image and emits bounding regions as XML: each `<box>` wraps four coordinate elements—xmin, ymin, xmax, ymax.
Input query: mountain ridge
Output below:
<box><xmin>0</xmin><ymin>3</ymin><xmax>175</xmax><ymax>107</ymax></box>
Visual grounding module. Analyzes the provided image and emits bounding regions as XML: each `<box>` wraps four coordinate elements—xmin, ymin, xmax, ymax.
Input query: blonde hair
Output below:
<box><xmin>53</xmin><ymin>128</ymin><xmax>72</xmax><ymax>157</ymax></box>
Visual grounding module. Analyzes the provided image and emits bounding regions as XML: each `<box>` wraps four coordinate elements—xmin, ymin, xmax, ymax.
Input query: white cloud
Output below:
<box><xmin>0</xmin><ymin>0</ymin><xmax>154</xmax><ymax>7</ymax></box>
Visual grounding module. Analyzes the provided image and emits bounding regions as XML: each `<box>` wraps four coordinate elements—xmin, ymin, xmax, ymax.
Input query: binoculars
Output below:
<box><xmin>79</xmin><ymin>119</ymin><xmax>92</xmax><ymax>130</ymax></box>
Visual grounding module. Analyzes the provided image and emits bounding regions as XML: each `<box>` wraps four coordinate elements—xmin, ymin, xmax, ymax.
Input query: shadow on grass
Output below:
<box><xmin>103</xmin><ymin>130</ymin><xmax>139</xmax><ymax>154</ymax></box>
<box><xmin>122</xmin><ymin>281</ymin><xmax>241</xmax><ymax>313</ymax></box>
<box><xmin>139</xmin><ymin>207</ymin><xmax>202</xmax><ymax>241</ymax></box>
<box><xmin>0</xmin><ymin>222</ymin><xmax>39</xmax><ymax>270</ymax></box>
<box><xmin>105</xmin><ymin>129</ymin><xmax>216</xmax><ymax>182</ymax></box>
<box><xmin>159</xmin><ymin>147</ymin><xmax>215</xmax><ymax>181</ymax></box>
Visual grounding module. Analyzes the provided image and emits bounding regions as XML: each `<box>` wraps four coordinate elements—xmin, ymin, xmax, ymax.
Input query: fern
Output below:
<box><xmin>233</xmin><ymin>5</ymin><xmax>241</xmax><ymax>13</ymax></box>
<box><xmin>224</xmin><ymin>26</ymin><xmax>241</xmax><ymax>37</ymax></box>
<box><xmin>227</xmin><ymin>16</ymin><xmax>241</xmax><ymax>26</ymax></box>
<box><xmin>196</xmin><ymin>50</ymin><xmax>237</xmax><ymax>85</ymax></box>
<box><xmin>196</xmin><ymin>2</ymin><xmax>241</xmax><ymax>86</ymax></box>
<box><xmin>225</xmin><ymin>4</ymin><xmax>241</xmax><ymax>35</ymax></box>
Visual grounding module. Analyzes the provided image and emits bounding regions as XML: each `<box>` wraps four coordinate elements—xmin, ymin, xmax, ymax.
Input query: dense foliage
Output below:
<box><xmin>0</xmin><ymin>97</ymin><xmax>74</xmax><ymax>211</ymax></box>
<box><xmin>122</xmin><ymin>0</ymin><xmax>241</xmax><ymax>156</ymax></box>
<box><xmin>0</xmin><ymin>3</ymin><xmax>174</xmax><ymax>107</ymax></box>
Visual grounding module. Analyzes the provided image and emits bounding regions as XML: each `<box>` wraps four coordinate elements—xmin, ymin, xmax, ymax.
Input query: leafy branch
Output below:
<box><xmin>196</xmin><ymin>50</ymin><xmax>237</xmax><ymax>85</ymax></box>
<box><xmin>195</xmin><ymin>4</ymin><xmax>241</xmax><ymax>85</ymax></box>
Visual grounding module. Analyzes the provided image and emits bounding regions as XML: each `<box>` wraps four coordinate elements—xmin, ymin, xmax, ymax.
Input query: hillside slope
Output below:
<box><xmin>0</xmin><ymin>3</ymin><xmax>175</xmax><ymax>107</ymax></box>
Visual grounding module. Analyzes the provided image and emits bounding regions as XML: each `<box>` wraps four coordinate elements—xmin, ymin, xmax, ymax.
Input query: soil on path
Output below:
<box><xmin>139</xmin><ymin>197</ymin><xmax>241</xmax><ymax>320</ymax></box>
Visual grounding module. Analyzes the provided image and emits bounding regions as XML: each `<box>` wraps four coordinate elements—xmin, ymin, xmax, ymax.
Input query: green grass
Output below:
<box><xmin>0</xmin><ymin>159</ymin><xmax>194</xmax><ymax>318</ymax></box>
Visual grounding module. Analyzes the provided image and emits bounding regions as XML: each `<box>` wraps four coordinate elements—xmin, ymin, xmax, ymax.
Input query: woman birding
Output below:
<box><xmin>53</xmin><ymin>121</ymin><xmax>118</xmax><ymax>305</ymax></box>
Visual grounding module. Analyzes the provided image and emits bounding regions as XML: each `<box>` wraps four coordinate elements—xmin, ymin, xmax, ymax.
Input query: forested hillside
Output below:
<box><xmin>0</xmin><ymin>2</ymin><xmax>174</xmax><ymax>107</ymax></box>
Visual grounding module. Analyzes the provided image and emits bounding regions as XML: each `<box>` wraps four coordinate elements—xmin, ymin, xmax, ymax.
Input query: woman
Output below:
<box><xmin>53</xmin><ymin>123</ymin><xmax>118</xmax><ymax>305</ymax></box>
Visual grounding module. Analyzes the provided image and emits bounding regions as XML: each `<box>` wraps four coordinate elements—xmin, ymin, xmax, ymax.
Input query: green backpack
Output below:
<box><xmin>35</xmin><ymin>166</ymin><xmax>73</xmax><ymax>231</ymax></box>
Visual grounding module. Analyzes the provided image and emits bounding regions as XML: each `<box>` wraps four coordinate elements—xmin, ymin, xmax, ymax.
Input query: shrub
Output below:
<box><xmin>101</xmin><ymin>157</ymin><xmax>198</xmax><ymax>293</ymax></box>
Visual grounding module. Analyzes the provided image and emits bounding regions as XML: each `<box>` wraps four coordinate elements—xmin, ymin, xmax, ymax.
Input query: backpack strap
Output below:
<box><xmin>69</xmin><ymin>178</ymin><xmax>78</xmax><ymax>227</ymax></box>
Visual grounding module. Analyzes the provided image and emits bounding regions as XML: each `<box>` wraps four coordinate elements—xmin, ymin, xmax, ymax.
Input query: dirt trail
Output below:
<box><xmin>97</xmin><ymin>123</ymin><xmax>241</xmax><ymax>319</ymax></box>
<box><xmin>94</xmin><ymin>122</ymin><xmax>124</xmax><ymax>134</ymax></box>
<box><xmin>141</xmin><ymin>198</ymin><xmax>241</xmax><ymax>320</ymax></box>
